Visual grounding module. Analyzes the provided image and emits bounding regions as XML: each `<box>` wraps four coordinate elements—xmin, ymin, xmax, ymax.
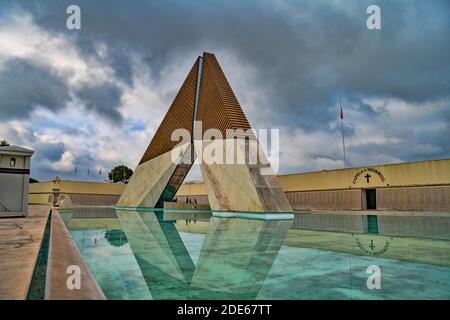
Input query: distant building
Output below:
<box><xmin>0</xmin><ymin>145</ymin><xmax>34</xmax><ymax>217</ymax></box>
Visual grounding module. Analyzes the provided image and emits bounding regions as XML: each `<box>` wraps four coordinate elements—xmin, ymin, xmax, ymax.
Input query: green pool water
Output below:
<box><xmin>64</xmin><ymin>209</ymin><xmax>450</xmax><ymax>300</ymax></box>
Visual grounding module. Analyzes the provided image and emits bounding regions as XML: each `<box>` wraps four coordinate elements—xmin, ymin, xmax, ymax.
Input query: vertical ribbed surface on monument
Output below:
<box><xmin>196</xmin><ymin>53</ymin><xmax>253</xmax><ymax>138</ymax></box>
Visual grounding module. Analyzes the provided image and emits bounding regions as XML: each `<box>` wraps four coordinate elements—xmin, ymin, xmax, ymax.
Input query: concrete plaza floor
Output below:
<box><xmin>0</xmin><ymin>205</ymin><xmax>50</xmax><ymax>299</ymax></box>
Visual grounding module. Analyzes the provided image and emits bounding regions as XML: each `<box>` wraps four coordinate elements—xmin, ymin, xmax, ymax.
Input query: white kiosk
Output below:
<box><xmin>0</xmin><ymin>145</ymin><xmax>34</xmax><ymax>217</ymax></box>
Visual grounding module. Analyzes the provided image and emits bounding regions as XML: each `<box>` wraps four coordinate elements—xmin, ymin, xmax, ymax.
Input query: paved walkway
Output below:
<box><xmin>0</xmin><ymin>205</ymin><xmax>50</xmax><ymax>300</ymax></box>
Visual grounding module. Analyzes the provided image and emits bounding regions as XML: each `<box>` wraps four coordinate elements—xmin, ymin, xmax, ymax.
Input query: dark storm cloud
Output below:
<box><xmin>29</xmin><ymin>144</ymin><xmax>102</xmax><ymax>182</ymax></box>
<box><xmin>30</xmin><ymin>142</ymin><xmax>66</xmax><ymax>180</ymax></box>
<box><xmin>349</xmin><ymin>139</ymin><xmax>440</xmax><ymax>164</ymax></box>
<box><xmin>35</xmin><ymin>142</ymin><xmax>65</xmax><ymax>162</ymax></box>
<box><xmin>75</xmin><ymin>83</ymin><xmax>123</xmax><ymax>123</ymax></box>
<box><xmin>10</xmin><ymin>0</ymin><xmax>449</xmax><ymax>130</ymax></box>
<box><xmin>348</xmin><ymin>97</ymin><xmax>378</xmax><ymax>117</ymax></box>
<box><xmin>0</xmin><ymin>59</ymin><xmax>69</xmax><ymax>119</ymax></box>
<box><xmin>434</xmin><ymin>106</ymin><xmax>450</xmax><ymax>156</ymax></box>
<box><xmin>0</xmin><ymin>58</ymin><xmax>124</xmax><ymax>122</ymax></box>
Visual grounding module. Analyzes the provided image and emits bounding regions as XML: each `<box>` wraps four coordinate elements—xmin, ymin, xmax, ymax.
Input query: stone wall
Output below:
<box><xmin>285</xmin><ymin>186</ymin><xmax>450</xmax><ymax>212</ymax></box>
<box><xmin>377</xmin><ymin>186</ymin><xmax>450</xmax><ymax>211</ymax></box>
<box><xmin>175</xmin><ymin>195</ymin><xmax>210</xmax><ymax>205</ymax></box>
<box><xmin>285</xmin><ymin>189</ymin><xmax>362</xmax><ymax>211</ymax></box>
<box><xmin>60</xmin><ymin>193</ymin><xmax>120</xmax><ymax>206</ymax></box>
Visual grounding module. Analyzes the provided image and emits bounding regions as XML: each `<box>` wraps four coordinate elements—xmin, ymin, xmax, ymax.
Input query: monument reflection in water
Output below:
<box><xmin>115</xmin><ymin>209</ymin><xmax>292</xmax><ymax>299</ymax></box>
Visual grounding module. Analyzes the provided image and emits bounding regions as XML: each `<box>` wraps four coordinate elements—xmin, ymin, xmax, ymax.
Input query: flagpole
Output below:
<box><xmin>340</xmin><ymin>97</ymin><xmax>347</xmax><ymax>168</ymax></box>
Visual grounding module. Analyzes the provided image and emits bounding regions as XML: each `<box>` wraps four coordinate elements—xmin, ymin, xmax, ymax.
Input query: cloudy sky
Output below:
<box><xmin>0</xmin><ymin>0</ymin><xmax>449</xmax><ymax>182</ymax></box>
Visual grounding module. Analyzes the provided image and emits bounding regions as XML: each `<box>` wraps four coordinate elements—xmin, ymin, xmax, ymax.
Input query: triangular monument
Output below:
<box><xmin>117</xmin><ymin>52</ymin><xmax>292</xmax><ymax>214</ymax></box>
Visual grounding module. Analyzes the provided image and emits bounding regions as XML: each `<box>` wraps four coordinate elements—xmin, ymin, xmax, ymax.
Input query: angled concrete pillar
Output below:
<box><xmin>195</xmin><ymin>139</ymin><xmax>292</xmax><ymax>212</ymax></box>
<box><xmin>117</xmin><ymin>142</ymin><xmax>193</xmax><ymax>208</ymax></box>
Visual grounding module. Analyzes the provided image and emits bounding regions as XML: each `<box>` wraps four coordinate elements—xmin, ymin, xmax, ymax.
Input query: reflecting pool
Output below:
<box><xmin>61</xmin><ymin>208</ymin><xmax>450</xmax><ymax>300</ymax></box>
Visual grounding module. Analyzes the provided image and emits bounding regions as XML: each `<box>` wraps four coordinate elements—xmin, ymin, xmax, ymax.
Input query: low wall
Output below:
<box><xmin>286</xmin><ymin>189</ymin><xmax>362</xmax><ymax>211</ymax></box>
<box><xmin>30</xmin><ymin>193</ymin><xmax>120</xmax><ymax>207</ymax></box>
<box><xmin>175</xmin><ymin>195</ymin><xmax>210</xmax><ymax>205</ymax></box>
<box><xmin>164</xmin><ymin>202</ymin><xmax>211</xmax><ymax>210</ymax></box>
<box><xmin>29</xmin><ymin>181</ymin><xmax>124</xmax><ymax>206</ymax></box>
<box><xmin>65</xmin><ymin>193</ymin><xmax>120</xmax><ymax>206</ymax></box>
<box><xmin>28</xmin><ymin>193</ymin><xmax>53</xmax><ymax>205</ymax></box>
<box><xmin>377</xmin><ymin>186</ymin><xmax>450</xmax><ymax>212</ymax></box>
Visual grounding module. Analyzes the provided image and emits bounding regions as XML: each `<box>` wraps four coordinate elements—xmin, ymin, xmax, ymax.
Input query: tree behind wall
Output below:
<box><xmin>0</xmin><ymin>139</ymin><xmax>10</xmax><ymax>146</ymax></box>
<box><xmin>108</xmin><ymin>165</ymin><xmax>133</xmax><ymax>184</ymax></box>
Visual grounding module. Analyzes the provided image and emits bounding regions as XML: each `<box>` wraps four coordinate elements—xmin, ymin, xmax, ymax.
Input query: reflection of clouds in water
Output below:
<box><xmin>71</xmin><ymin>229</ymin><xmax>152</xmax><ymax>300</ymax></box>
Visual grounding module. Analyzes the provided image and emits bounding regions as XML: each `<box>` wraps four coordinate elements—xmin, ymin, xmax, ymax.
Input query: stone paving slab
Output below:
<box><xmin>0</xmin><ymin>205</ymin><xmax>50</xmax><ymax>300</ymax></box>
